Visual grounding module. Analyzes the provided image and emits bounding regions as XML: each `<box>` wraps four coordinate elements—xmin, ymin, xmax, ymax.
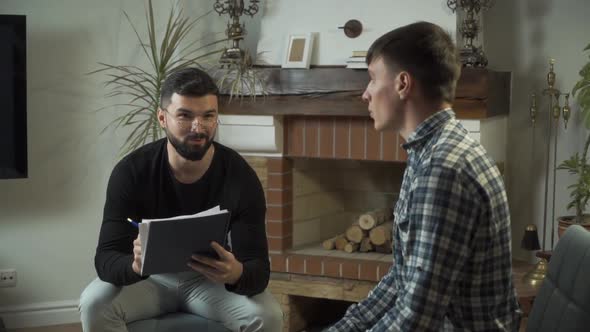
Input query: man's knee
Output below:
<box><xmin>79</xmin><ymin>278</ymin><xmax>120</xmax><ymax>327</ymax></box>
<box><xmin>252</xmin><ymin>291</ymin><xmax>283</xmax><ymax>331</ymax></box>
<box><xmin>80</xmin><ymin>278</ymin><xmax>118</xmax><ymax>312</ymax></box>
<box><xmin>262</xmin><ymin>301</ymin><xmax>283</xmax><ymax>331</ymax></box>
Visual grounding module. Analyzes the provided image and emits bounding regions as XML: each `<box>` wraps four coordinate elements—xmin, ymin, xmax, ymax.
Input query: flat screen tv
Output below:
<box><xmin>0</xmin><ymin>15</ymin><xmax>27</xmax><ymax>179</ymax></box>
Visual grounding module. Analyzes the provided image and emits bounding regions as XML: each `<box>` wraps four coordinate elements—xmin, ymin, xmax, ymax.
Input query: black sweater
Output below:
<box><xmin>94</xmin><ymin>139</ymin><xmax>269</xmax><ymax>297</ymax></box>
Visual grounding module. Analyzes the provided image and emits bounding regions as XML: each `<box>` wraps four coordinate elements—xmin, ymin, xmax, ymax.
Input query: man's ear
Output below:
<box><xmin>157</xmin><ymin>108</ymin><xmax>167</xmax><ymax>128</ymax></box>
<box><xmin>396</xmin><ymin>71</ymin><xmax>412</xmax><ymax>100</ymax></box>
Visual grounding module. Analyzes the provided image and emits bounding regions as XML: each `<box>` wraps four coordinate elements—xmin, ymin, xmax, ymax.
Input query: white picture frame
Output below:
<box><xmin>282</xmin><ymin>33</ymin><xmax>314</xmax><ymax>69</ymax></box>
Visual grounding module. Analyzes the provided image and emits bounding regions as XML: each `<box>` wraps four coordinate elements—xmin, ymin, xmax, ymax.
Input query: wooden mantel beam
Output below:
<box><xmin>217</xmin><ymin>66</ymin><xmax>511</xmax><ymax>120</ymax></box>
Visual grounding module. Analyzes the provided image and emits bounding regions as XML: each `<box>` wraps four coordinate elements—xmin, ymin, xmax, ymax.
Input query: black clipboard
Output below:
<box><xmin>139</xmin><ymin>208</ymin><xmax>231</xmax><ymax>276</ymax></box>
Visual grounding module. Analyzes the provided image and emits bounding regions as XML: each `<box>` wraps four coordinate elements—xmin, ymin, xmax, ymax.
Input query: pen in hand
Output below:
<box><xmin>127</xmin><ymin>218</ymin><xmax>140</xmax><ymax>228</ymax></box>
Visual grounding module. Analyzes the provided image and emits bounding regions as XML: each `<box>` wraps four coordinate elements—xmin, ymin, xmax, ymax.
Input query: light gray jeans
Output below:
<box><xmin>79</xmin><ymin>271</ymin><xmax>283</xmax><ymax>332</ymax></box>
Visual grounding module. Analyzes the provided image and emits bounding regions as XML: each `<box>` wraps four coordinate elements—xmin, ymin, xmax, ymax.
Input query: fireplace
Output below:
<box><xmin>264</xmin><ymin>115</ymin><xmax>410</xmax><ymax>282</ymax></box>
<box><xmin>218</xmin><ymin>66</ymin><xmax>512</xmax><ymax>331</ymax></box>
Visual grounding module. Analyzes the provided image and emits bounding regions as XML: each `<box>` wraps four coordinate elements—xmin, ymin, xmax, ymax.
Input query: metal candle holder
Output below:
<box><xmin>214</xmin><ymin>0</ymin><xmax>260</xmax><ymax>67</ymax></box>
<box><xmin>447</xmin><ymin>0</ymin><xmax>495</xmax><ymax>68</ymax></box>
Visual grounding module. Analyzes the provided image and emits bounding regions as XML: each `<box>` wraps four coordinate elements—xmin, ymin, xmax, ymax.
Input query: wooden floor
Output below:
<box><xmin>8</xmin><ymin>324</ymin><xmax>81</xmax><ymax>332</ymax></box>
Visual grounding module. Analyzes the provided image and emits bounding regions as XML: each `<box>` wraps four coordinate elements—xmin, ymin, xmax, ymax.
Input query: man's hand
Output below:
<box><xmin>188</xmin><ymin>241</ymin><xmax>243</xmax><ymax>285</ymax></box>
<box><xmin>131</xmin><ymin>235</ymin><xmax>142</xmax><ymax>275</ymax></box>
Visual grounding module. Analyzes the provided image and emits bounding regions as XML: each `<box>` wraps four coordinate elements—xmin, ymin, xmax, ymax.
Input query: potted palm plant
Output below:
<box><xmin>556</xmin><ymin>42</ymin><xmax>590</xmax><ymax>237</ymax></box>
<box><xmin>91</xmin><ymin>0</ymin><xmax>262</xmax><ymax>156</ymax></box>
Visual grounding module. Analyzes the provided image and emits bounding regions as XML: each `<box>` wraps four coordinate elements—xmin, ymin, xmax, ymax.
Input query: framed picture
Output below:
<box><xmin>282</xmin><ymin>33</ymin><xmax>314</xmax><ymax>69</ymax></box>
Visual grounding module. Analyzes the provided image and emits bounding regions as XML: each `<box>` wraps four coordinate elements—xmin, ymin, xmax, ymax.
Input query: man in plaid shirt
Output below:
<box><xmin>326</xmin><ymin>22</ymin><xmax>521</xmax><ymax>331</ymax></box>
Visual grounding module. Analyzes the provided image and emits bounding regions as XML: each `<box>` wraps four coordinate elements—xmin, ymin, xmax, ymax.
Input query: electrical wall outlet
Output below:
<box><xmin>0</xmin><ymin>269</ymin><xmax>17</xmax><ymax>288</ymax></box>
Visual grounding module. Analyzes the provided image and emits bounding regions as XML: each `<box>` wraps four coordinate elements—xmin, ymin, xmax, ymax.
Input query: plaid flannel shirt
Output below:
<box><xmin>328</xmin><ymin>110</ymin><xmax>521</xmax><ymax>331</ymax></box>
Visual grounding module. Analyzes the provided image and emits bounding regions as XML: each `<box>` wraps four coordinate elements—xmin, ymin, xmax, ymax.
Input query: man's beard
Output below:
<box><xmin>166</xmin><ymin>130</ymin><xmax>214</xmax><ymax>161</ymax></box>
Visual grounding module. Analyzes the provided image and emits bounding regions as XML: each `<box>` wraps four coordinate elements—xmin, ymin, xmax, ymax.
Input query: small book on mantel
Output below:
<box><xmin>139</xmin><ymin>206</ymin><xmax>231</xmax><ymax>276</ymax></box>
<box><xmin>346</xmin><ymin>61</ymin><xmax>368</xmax><ymax>69</ymax></box>
<box><xmin>351</xmin><ymin>50</ymin><xmax>368</xmax><ymax>57</ymax></box>
<box><xmin>346</xmin><ymin>50</ymin><xmax>368</xmax><ymax>69</ymax></box>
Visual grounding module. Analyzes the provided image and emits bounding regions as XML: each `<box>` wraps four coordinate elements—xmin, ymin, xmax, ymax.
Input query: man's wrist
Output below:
<box><xmin>229</xmin><ymin>261</ymin><xmax>244</xmax><ymax>285</ymax></box>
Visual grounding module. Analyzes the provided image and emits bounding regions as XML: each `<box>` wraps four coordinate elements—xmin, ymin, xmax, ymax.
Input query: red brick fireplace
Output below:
<box><xmin>265</xmin><ymin>115</ymin><xmax>409</xmax><ymax>283</ymax></box>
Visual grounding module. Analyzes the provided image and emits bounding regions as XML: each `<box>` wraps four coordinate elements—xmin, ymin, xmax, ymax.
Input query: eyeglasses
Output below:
<box><xmin>163</xmin><ymin>109</ymin><xmax>220</xmax><ymax>131</ymax></box>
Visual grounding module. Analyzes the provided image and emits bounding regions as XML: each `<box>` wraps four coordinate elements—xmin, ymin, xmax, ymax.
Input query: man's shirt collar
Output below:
<box><xmin>402</xmin><ymin>109</ymin><xmax>455</xmax><ymax>151</ymax></box>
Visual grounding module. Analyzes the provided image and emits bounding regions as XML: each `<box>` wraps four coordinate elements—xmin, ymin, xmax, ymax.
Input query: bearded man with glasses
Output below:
<box><xmin>79</xmin><ymin>68</ymin><xmax>283</xmax><ymax>332</ymax></box>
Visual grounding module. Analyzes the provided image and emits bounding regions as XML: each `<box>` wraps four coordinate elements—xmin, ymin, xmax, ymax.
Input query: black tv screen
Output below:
<box><xmin>0</xmin><ymin>15</ymin><xmax>27</xmax><ymax>179</ymax></box>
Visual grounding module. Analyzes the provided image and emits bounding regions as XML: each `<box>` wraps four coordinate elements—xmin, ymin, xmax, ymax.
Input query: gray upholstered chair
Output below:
<box><xmin>127</xmin><ymin>312</ymin><xmax>230</xmax><ymax>332</ymax></box>
<box><xmin>526</xmin><ymin>225</ymin><xmax>590</xmax><ymax>332</ymax></box>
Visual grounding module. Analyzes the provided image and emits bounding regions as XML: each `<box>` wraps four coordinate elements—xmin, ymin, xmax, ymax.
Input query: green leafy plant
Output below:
<box><xmin>557</xmin><ymin>42</ymin><xmax>590</xmax><ymax>224</ymax></box>
<box><xmin>91</xmin><ymin>0</ymin><xmax>228</xmax><ymax>156</ymax></box>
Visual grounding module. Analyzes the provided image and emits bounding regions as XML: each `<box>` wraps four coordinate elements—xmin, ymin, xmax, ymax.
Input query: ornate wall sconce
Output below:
<box><xmin>214</xmin><ymin>0</ymin><xmax>260</xmax><ymax>67</ymax></box>
<box><xmin>447</xmin><ymin>0</ymin><xmax>495</xmax><ymax>67</ymax></box>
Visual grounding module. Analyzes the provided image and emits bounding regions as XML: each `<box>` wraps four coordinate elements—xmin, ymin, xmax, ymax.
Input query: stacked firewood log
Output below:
<box><xmin>322</xmin><ymin>208</ymin><xmax>394</xmax><ymax>254</ymax></box>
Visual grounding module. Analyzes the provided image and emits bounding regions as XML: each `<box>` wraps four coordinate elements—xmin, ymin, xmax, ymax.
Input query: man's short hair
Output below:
<box><xmin>160</xmin><ymin>67</ymin><xmax>219</xmax><ymax>109</ymax></box>
<box><xmin>366</xmin><ymin>21</ymin><xmax>461</xmax><ymax>103</ymax></box>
